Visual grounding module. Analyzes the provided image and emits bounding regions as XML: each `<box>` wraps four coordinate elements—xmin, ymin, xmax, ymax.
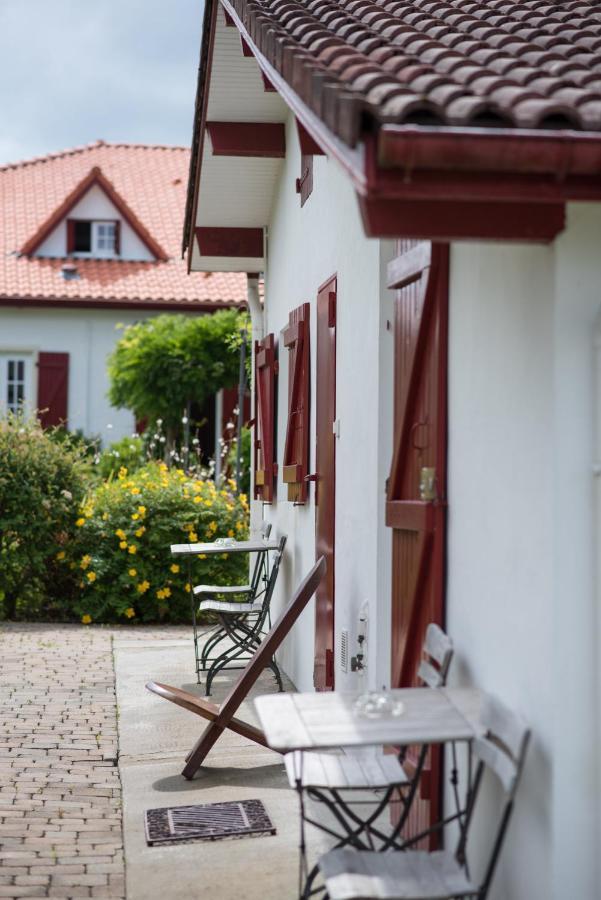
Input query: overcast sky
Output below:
<box><xmin>0</xmin><ymin>0</ymin><xmax>203</xmax><ymax>165</ymax></box>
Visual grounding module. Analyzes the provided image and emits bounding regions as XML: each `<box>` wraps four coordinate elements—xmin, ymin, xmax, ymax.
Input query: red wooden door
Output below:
<box><xmin>386</xmin><ymin>241</ymin><xmax>449</xmax><ymax>839</ymax></box>
<box><xmin>314</xmin><ymin>276</ymin><xmax>337</xmax><ymax>691</ymax></box>
<box><xmin>37</xmin><ymin>352</ymin><xmax>69</xmax><ymax>428</ymax></box>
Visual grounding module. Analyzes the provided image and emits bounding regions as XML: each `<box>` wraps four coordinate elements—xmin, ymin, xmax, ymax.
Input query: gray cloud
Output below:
<box><xmin>0</xmin><ymin>0</ymin><xmax>203</xmax><ymax>164</ymax></box>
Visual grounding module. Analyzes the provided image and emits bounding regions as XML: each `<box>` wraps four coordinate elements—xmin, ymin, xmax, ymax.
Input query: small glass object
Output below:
<box><xmin>353</xmin><ymin>690</ymin><xmax>404</xmax><ymax>719</ymax></box>
<box><xmin>215</xmin><ymin>537</ymin><xmax>237</xmax><ymax>548</ymax></box>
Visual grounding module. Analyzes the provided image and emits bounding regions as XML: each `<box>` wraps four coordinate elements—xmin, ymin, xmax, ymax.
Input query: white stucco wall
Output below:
<box><xmin>261</xmin><ymin>112</ymin><xmax>395</xmax><ymax>693</ymax></box>
<box><xmin>0</xmin><ymin>307</ymin><xmax>162</xmax><ymax>442</ymax></box>
<box><xmin>37</xmin><ymin>184</ymin><xmax>155</xmax><ymax>261</ymax></box>
<box><xmin>447</xmin><ymin>204</ymin><xmax>601</xmax><ymax>900</ymax></box>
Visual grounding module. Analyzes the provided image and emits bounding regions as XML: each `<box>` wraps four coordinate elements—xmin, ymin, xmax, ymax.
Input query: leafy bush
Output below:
<box><xmin>96</xmin><ymin>435</ymin><xmax>146</xmax><ymax>481</ymax></box>
<box><xmin>108</xmin><ymin>311</ymin><xmax>248</xmax><ymax>437</ymax></box>
<box><xmin>0</xmin><ymin>415</ymin><xmax>86</xmax><ymax>619</ymax></box>
<box><xmin>226</xmin><ymin>427</ymin><xmax>251</xmax><ymax>496</ymax></box>
<box><xmin>67</xmin><ymin>462</ymin><xmax>249</xmax><ymax>624</ymax></box>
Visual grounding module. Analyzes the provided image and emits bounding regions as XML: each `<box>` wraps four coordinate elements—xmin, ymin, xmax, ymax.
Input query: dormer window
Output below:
<box><xmin>67</xmin><ymin>219</ymin><xmax>120</xmax><ymax>258</ymax></box>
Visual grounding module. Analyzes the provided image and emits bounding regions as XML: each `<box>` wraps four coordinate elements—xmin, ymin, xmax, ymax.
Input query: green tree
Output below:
<box><xmin>108</xmin><ymin>311</ymin><xmax>247</xmax><ymax>439</ymax></box>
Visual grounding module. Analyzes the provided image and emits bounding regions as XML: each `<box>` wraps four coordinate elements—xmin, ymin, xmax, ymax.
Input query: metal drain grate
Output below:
<box><xmin>145</xmin><ymin>799</ymin><xmax>276</xmax><ymax>846</ymax></box>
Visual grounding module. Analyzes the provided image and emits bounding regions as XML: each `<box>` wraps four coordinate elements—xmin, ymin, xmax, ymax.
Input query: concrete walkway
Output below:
<box><xmin>114</xmin><ymin>628</ymin><xmax>328</xmax><ymax>900</ymax></box>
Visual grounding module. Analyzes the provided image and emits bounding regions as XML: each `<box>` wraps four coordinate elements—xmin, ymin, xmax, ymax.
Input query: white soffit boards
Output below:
<box><xmin>190</xmin><ymin>5</ymin><xmax>289</xmax><ymax>274</ymax></box>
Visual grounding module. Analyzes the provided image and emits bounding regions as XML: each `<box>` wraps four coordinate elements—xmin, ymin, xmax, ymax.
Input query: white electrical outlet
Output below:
<box><xmin>340</xmin><ymin>629</ymin><xmax>349</xmax><ymax>673</ymax></box>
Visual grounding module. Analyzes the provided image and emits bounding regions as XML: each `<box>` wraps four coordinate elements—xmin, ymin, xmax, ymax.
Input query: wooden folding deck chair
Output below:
<box><xmin>146</xmin><ymin>556</ymin><xmax>326</xmax><ymax>779</ymax></box>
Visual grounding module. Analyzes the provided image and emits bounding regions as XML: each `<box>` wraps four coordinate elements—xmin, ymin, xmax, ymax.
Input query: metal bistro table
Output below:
<box><xmin>171</xmin><ymin>539</ymin><xmax>281</xmax><ymax>683</ymax></box>
<box><xmin>255</xmin><ymin>688</ymin><xmax>486</xmax><ymax>898</ymax></box>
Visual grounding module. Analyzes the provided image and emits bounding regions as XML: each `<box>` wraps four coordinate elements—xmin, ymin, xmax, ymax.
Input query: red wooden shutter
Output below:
<box><xmin>253</xmin><ymin>334</ymin><xmax>277</xmax><ymax>503</ymax></box>
<box><xmin>114</xmin><ymin>220</ymin><xmax>121</xmax><ymax>255</ymax></box>
<box><xmin>386</xmin><ymin>240</ymin><xmax>449</xmax><ymax>844</ymax></box>
<box><xmin>282</xmin><ymin>303</ymin><xmax>310</xmax><ymax>503</ymax></box>
<box><xmin>66</xmin><ymin>220</ymin><xmax>76</xmax><ymax>254</ymax></box>
<box><xmin>37</xmin><ymin>353</ymin><xmax>69</xmax><ymax>428</ymax></box>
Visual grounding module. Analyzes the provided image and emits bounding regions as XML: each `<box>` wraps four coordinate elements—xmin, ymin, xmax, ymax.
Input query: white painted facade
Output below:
<box><xmin>36</xmin><ymin>184</ymin><xmax>155</xmax><ymax>261</ymax></box>
<box><xmin>254</xmin><ymin>107</ymin><xmax>601</xmax><ymax>900</ymax></box>
<box><xmin>0</xmin><ymin>306</ymin><xmax>158</xmax><ymax>440</ymax></box>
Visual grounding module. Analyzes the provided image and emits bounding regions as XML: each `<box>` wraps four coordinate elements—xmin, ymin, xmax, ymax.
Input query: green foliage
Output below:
<box><xmin>0</xmin><ymin>415</ymin><xmax>87</xmax><ymax>620</ymax></box>
<box><xmin>108</xmin><ymin>311</ymin><xmax>248</xmax><ymax>433</ymax></box>
<box><xmin>66</xmin><ymin>462</ymin><xmax>250</xmax><ymax>624</ymax></box>
<box><xmin>96</xmin><ymin>436</ymin><xmax>146</xmax><ymax>481</ymax></box>
<box><xmin>226</xmin><ymin>427</ymin><xmax>251</xmax><ymax>496</ymax></box>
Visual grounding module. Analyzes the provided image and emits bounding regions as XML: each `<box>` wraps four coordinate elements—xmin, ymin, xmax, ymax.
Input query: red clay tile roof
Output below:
<box><xmin>0</xmin><ymin>141</ymin><xmax>247</xmax><ymax>308</ymax></box>
<box><xmin>229</xmin><ymin>0</ymin><xmax>601</xmax><ymax>145</ymax></box>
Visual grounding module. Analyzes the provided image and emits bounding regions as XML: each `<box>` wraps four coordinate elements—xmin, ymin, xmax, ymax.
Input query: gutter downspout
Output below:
<box><xmin>246</xmin><ymin>274</ymin><xmax>263</xmax><ymax>537</ymax></box>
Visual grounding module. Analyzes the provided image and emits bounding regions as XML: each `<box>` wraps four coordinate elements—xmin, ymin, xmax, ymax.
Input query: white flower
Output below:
<box><xmin>156</xmin><ymin>418</ymin><xmax>163</xmax><ymax>426</ymax></box>
<box><xmin>159</xmin><ymin>436</ymin><xmax>166</xmax><ymax>443</ymax></box>
<box><xmin>106</xmin><ymin>423</ymin><xmax>113</xmax><ymax>430</ymax></box>
<box><xmin>182</xmin><ymin>416</ymin><xmax>189</xmax><ymax>424</ymax></box>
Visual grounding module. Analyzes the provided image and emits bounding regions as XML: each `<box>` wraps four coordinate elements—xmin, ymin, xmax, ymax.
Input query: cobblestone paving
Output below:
<box><xmin>0</xmin><ymin>624</ymin><xmax>128</xmax><ymax>900</ymax></box>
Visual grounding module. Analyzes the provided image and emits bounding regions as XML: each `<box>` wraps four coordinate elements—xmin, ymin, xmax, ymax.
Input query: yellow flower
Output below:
<box><xmin>209</xmin><ymin>521</ymin><xmax>218</xmax><ymax>532</ymax></box>
<box><xmin>227</xmin><ymin>530</ymin><xmax>234</xmax><ymax>538</ymax></box>
<box><xmin>170</xmin><ymin>564</ymin><xmax>180</xmax><ymax>574</ymax></box>
<box><xmin>135</xmin><ymin>526</ymin><xmax>145</xmax><ymax>537</ymax></box>
<box><xmin>76</xmin><ymin>518</ymin><xmax>85</xmax><ymax>527</ymax></box>
<box><xmin>80</xmin><ymin>555</ymin><xmax>91</xmax><ymax>570</ymax></box>
<box><xmin>193</xmin><ymin>496</ymin><xmax>202</xmax><ymax>504</ymax></box>
<box><xmin>86</xmin><ymin>571</ymin><xmax>97</xmax><ymax>583</ymax></box>
<box><xmin>81</xmin><ymin>614</ymin><xmax>92</xmax><ymax>625</ymax></box>
<box><xmin>137</xmin><ymin>580</ymin><xmax>150</xmax><ymax>594</ymax></box>
<box><xmin>115</xmin><ymin>529</ymin><xmax>126</xmax><ymax>540</ymax></box>
<box><xmin>56</xmin><ymin>550</ymin><xmax>66</xmax><ymax>560</ymax></box>
<box><xmin>163</xmin><ymin>587</ymin><xmax>171</xmax><ymax>598</ymax></box>
<box><xmin>119</xmin><ymin>541</ymin><xmax>128</xmax><ymax>550</ymax></box>
<box><xmin>102</xmin><ymin>512</ymin><xmax>109</xmax><ymax>521</ymax></box>
<box><xmin>184</xmin><ymin>583</ymin><xmax>191</xmax><ymax>593</ymax></box>
<box><xmin>131</xmin><ymin>513</ymin><xmax>140</xmax><ymax>521</ymax></box>
<box><xmin>124</xmin><ymin>607</ymin><xmax>136</xmax><ymax>619</ymax></box>
<box><xmin>156</xmin><ymin>588</ymin><xmax>165</xmax><ymax>599</ymax></box>
<box><xmin>235</xmin><ymin>521</ymin><xmax>244</xmax><ymax>532</ymax></box>
<box><xmin>128</xmin><ymin>545</ymin><xmax>137</xmax><ymax>555</ymax></box>
<box><xmin>204</xmin><ymin>499</ymin><xmax>213</xmax><ymax>508</ymax></box>
<box><xmin>130</xmin><ymin>487</ymin><xmax>141</xmax><ymax>496</ymax></box>
<box><xmin>138</xmin><ymin>506</ymin><xmax>146</xmax><ymax>516</ymax></box>
<box><xmin>199</xmin><ymin>554</ymin><xmax>207</xmax><ymax>560</ymax></box>
<box><xmin>128</xmin><ymin>568</ymin><xmax>137</xmax><ymax>577</ymax></box>
<box><xmin>189</xmin><ymin>532</ymin><xmax>198</xmax><ymax>543</ymax></box>
<box><xmin>118</xmin><ymin>466</ymin><xmax>128</xmax><ymax>479</ymax></box>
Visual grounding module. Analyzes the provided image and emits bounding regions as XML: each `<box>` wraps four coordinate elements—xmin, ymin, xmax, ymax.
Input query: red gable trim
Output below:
<box><xmin>206</xmin><ymin>122</ymin><xmax>285</xmax><ymax>158</ymax></box>
<box><xmin>195</xmin><ymin>227</ymin><xmax>263</xmax><ymax>258</ymax></box>
<box><xmin>20</xmin><ymin>166</ymin><xmax>169</xmax><ymax>261</ymax></box>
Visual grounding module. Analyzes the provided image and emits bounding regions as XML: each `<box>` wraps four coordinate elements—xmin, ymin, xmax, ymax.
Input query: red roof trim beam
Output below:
<box><xmin>21</xmin><ymin>166</ymin><xmax>169</xmax><ymax>261</ymax></box>
<box><xmin>207</xmin><ymin>122</ymin><xmax>286</xmax><ymax>158</ymax></box>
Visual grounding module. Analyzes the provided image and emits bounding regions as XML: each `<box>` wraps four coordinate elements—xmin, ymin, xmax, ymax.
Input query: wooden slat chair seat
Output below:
<box><xmin>285</xmin><ymin>749</ymin><xmax>410</xmax><ymax>791</ymax></box>
<box><xmin>285</xmin><ymin>623</ymin><xmax>453</xmax><ymax>793</ymax></box>
<box><xmin>194</xmin><ymin>583</ymin><xmax>252</xmax><ymax>595</ymax></box>
<box><xmin>318</xmin><ymin>695</ymin><xmax>531</xmax><ymax>900</ymax></box>
<box><xmin>146</xmin><ymin>556</ymin><xmax>326</xmax><ymax>780</ymax></box>
<box><xmin>318</xmin><ymin>848</ymin><xmax>475</xmax><ymax>899</ymax></box>
<box><xmin>198</xmin><ymin>599</ymin><xmax>264</xmax><ymax>615</ymax></box>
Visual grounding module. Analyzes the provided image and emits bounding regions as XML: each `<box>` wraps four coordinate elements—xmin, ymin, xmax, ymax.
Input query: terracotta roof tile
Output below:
<box><xmin>232</xmin><ymin>0</ymin><xmax>601</xmax><ymax>143</ymax></box>
<box><xmin>0</xmin><ymin>142</ymin><xmax>247</xmax><ymax>308</ymax></box>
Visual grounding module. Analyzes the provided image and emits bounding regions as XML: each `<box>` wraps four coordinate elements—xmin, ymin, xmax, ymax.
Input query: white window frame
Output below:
<box><xmin>92</xmin><ymin>221</ymin><xmax>117</xmax><ymax>257</ymax></box>
<box><xmin>0</xmin><ymin>352</ymin><xmax>35</xmax><ymax>418</ymax></box>
<box><xmin>71</xmin><ymin>220</ymin><xmax>118</xmax><ymax>258</ymax></box>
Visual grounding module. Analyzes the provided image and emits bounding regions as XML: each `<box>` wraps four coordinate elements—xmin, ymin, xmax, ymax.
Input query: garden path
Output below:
<box><xmin>0</xmin><ymin>623</ymin><xmax>182</xmax><ymax>900</ymax></box>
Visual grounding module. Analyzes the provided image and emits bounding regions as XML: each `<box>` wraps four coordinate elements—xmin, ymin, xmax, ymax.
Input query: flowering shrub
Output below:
<box><xmin>0</xmin><ymin>415</ymin><xmax>86</xmax><ymax>619</ymax></box>
<box><xmin>96</xmin><ymin>435</ymin><xmax>146</xmax><ymax>480</ymax></box>
<box><xmin>67</xmin><ymin>462</ymin><xmax>249</xmax><ymax>624</ymax></box>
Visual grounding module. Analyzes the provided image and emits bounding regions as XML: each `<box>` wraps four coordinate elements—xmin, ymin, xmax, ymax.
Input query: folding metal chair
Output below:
<box><xmin>287</xmin><ymin>624</ymin><xmax>453</xmax><ymax>896</ymax></box>
<box><xmin>196</xmin><ymin>535</ymin><xmax>287</xmax><ymax>696</ymax></box>
<box><xmin>191</xmin><ymin>521</ymin><xmax>273</xmax><ymax>684</ymax></box>
<box><xmin>146</xmin><ymin>556</ymin><xmax>326</xmax><ymax>779</ymax></box>
<box><xmin>318</xmin><ymin>694</ymin><xmax>531</xmax><ymax>900</ymax></box>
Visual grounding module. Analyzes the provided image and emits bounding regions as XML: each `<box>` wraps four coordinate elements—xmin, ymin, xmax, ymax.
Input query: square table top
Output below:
<box><xmin>170</xmin><ymin>539</ymin><xmax>281</xmax><ymax>556</ymax></box>
<box><xmin>254</xmin><ymin>687</ymin><xmax>486</xmax><ymax>752</ymax></box>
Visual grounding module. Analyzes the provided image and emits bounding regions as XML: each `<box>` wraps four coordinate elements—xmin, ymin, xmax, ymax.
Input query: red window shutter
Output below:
<box><xmin>282</xmin><ymin>303</ymin><xmax>310</xmax><ymax>503</ymax></box>
<box><xmin>253</xmin><ymin>333</ymin><xmax>277</xmax><ymax>503</ymax></box>
<box><xmin>66</xmin><ymin>220</ymin><xmax>76</xmax><ymax>254</ymax></box>
<box><xmin>37</xmin><ymin>353</ymin><xmax>69</xmax><ymax>428</ymax></box>
<box><xmin>114</xmin><ymin>220</ymin><xmax>121</xmax><ymax>255</ymax></box>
